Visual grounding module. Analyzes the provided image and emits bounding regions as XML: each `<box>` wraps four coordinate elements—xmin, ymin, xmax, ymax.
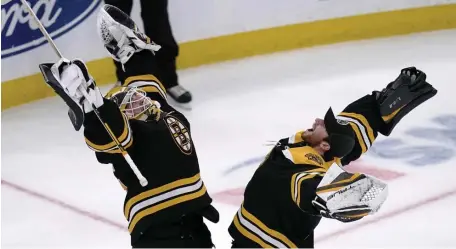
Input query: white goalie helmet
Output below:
<box><xmin>109</xmin><ymin>87</ymin><xmax>161</xmax><ymax>120</ymax></box>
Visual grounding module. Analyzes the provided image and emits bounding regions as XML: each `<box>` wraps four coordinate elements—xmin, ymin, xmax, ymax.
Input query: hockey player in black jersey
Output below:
<box><xmin>39</xmin><ymin>5</ymin><xmax>218</xmax><ymax>248</ymax></box>
<box><xmin>228</xmin><ymin>67</ymin><xmax>437</xmax><ymax>248</ymax></box>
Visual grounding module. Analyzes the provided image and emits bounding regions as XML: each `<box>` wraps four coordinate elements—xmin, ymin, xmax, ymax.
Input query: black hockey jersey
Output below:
<box><xmin>83</xmin><ymin>68</ymin><xmax>212</xmax><ymax>243</ymax></box>
<box><xmin>228</xmin><ymin>94</ymin><xmax>385</xmax><ymax>248</ymax></box>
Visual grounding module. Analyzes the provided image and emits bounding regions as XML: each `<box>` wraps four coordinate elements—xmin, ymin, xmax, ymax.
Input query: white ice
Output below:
<box><xmin>2</xmin><ymin>29</ymin><xmax>456</xmax><ymax>248</ymax></box>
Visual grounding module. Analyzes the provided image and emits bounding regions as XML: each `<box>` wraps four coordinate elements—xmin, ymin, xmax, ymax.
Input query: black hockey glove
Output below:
<box><xmin>375</xmin><ymin>67</ymin><xmax>437</xmax><ymax>136</ymax></box>
<box><xmin>311</xmin><ymin>196</ymin><xmax>366</xmax><ymax>223</ymax></box>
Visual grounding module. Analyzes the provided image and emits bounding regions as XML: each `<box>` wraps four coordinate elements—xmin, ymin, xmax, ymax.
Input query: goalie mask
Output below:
<box><xmin>109</xmin><ymin>87</ymin><xmax>160</xmax><ymax>120</ymax></box>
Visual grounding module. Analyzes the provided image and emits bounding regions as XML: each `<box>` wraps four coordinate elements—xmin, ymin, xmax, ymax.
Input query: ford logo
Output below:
<box><xmin>1</xmin><ymin>0</ymin><xmax>101</xmax><ymax>58</ymax></box>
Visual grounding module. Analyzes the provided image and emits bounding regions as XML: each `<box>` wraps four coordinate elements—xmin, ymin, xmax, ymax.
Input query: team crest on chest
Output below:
<box><xmin>164</xmin><ymin>115</ymin><xmax>192</xmax><ymax>155</ymax></box>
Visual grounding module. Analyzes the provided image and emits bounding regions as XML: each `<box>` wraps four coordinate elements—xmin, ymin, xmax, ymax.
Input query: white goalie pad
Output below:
<box><xmin>317</xmin><ymin>164</ymin><xmax>388</xmax><ymax>215</ymax></box>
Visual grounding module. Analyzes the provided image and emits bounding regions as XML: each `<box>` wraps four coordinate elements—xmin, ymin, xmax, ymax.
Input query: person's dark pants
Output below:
<box><xmin>103</xmin><ymin>0</ymin><xmax>179</xmax><ymax>89</ymax></box>
<box><xmin>132</xmin><ymin>214</ymin><xmax>214</xmax><ymax>248</ymax></box>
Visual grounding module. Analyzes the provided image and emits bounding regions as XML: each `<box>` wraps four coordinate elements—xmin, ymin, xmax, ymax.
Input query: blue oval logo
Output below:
<box><xmin>1</xmin><ymin>0</ymin><xmax>101</xmax><ymax>58</ymax></box>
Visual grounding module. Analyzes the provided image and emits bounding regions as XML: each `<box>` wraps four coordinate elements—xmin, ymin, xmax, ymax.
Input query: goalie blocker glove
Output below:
<box><xmin>39</xmin><ymin>58</ymin><xmax>104</xmax><ymax>130</ymax></box>
<box><xmin>375</xmin><ymin>67</ymin><xmax>437</xmax><ymax>136</ymax></box>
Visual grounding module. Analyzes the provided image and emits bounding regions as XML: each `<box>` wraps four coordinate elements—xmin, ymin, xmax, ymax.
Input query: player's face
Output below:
<box><xmin>125</xmin><ymin>92</ymin><xmax>149</xmax><ymax>117</ymax></box>
<box><xmin>303</xmin><ymin>118</ymin><xmax>329</xmax><ymax>147</ymax></box>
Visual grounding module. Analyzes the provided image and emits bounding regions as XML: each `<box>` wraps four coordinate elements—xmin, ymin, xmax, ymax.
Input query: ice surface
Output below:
<box><xmin>2</xmin><ymin>29</ymin><xmax>456</xmax><ymax>248</ymax></box>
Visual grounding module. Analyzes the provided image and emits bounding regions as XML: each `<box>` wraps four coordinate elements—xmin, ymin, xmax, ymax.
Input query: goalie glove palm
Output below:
<box><xmin>97</xmin><ymin>4</ymin><xmax>161</xmax><ymax>66</ymax></box>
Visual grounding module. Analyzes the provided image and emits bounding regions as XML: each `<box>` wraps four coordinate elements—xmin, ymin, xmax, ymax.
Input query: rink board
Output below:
<box><xmin>2</xmin><ymin>3</ymin><xmax>456</xmax><ymax>110</ymax></box>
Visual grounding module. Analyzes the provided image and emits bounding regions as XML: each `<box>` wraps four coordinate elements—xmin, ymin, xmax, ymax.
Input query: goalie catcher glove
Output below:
<box><xmin>375</xmin><ymin>67</ymin><xmax>437</xmax><ymax>136</ymax></box>
<box><xmin>39</xmin><ymin>59</ymin><xmax>104</xmax><ymax>131</ymax></box>
<box><xmin>97</xmin><ymin>4</ymin><xmax>161</xmax><ymax>67</ymax></box>
<box><xmin>311</xmin><ymin>163</ymin><xmax>388</xmax><ymax>223</ymax></box>
<box><xmin>311</xmin><ymin>196</ymin><xmax>366</xmax><ymax>223</ymax></box>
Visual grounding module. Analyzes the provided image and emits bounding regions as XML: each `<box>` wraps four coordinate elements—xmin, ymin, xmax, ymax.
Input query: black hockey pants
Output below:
<box><xmin>131</xmin><ymin>213</ymin><xmax>214</xmax><ymax>248</ymax></box>
<box><xmin>103</xmin><ymin>0</ymin><xmax>179</xmax><ymax>89</ymax></box>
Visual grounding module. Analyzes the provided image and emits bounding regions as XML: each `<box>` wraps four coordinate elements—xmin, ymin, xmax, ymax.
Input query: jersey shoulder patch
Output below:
<box><xmin>164</xmin><ymin>114</ymin><xmax>192</xmax><ymax>155</ymax></box>
<box><xmin>283</xmin><ymin>146</ymin><xmax>326</xmax><ymax>168</ymax></box>
<box><xmin>304</xmin><ymin>152</ymin><xmax>325</xmax><ymax>166</ymax></box>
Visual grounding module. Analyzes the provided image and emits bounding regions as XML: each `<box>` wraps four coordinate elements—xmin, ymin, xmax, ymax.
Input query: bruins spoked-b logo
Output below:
<box><xmin>165</xmin><ymin>116</ymin><xmax>192</xmax><ymax>155</ymax></box>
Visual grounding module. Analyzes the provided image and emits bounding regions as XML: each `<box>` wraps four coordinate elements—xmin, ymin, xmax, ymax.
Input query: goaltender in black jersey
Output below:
<box><xmin>229</xmin><ymin>67</ymin><xmax>437</xmax><ymax>248</ymax></box>
<box><xmin>39</xmin><ymin>4</ymin><xmax>218</xmax><ymax>248</ymax></box>
<box><xmin>84</xmin><ymin>56</ymin><xmax>219</xmax><ymax>247</ymax></box>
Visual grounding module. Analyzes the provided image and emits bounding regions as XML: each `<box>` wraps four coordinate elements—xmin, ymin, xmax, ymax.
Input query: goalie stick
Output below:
<box><xmin>20</xmin><ymin>0</ymin><xmax>148</xmax><ymax>187</ymax></box>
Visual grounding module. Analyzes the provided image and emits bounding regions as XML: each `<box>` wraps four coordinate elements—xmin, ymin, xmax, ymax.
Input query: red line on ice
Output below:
<box><xmin>1</xmin><ymin>179</ymin><xmax>126</xmax><ymax>230</ymax></box>
<box><xmin>315</xmin><ymin>187</ymin><xmax>456</xmax><ymax>243</ymax></box>
<box><xmin>4</xmin><ymin>178</ymin><xmax>456</xmax><ymax>241</ymax></box>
